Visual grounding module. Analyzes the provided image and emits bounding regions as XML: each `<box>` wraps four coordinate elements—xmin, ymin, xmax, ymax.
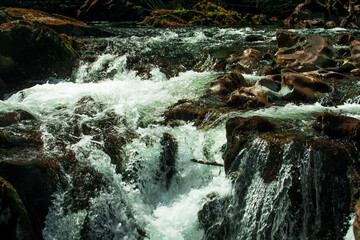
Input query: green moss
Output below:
<box><xmin>60</xmin><ymin>33</ymin><xmax>79</xmax><ymax>58</ymax></box>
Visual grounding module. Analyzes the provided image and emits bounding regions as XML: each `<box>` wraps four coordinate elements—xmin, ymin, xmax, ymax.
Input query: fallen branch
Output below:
<box><xmin>191</xmin><ymin>158</ymin><xmax>224</xmax><ymax>167</ymax></box>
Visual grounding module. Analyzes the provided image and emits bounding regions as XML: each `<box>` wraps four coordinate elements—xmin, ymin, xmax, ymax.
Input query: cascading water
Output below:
<box><xmin>2</xmin><ymin>26</ymin><xmax>360</xmax><ymax>240</ymax></box>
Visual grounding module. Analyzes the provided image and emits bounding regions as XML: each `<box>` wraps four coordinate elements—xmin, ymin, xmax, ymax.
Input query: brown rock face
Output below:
<box><xmin>276</xmin><ymin>30</ymin><xmax>304</xmax><ymax>48</ymax></box>
<box><xmin>276</xmin><ymin>35</ymin><xmax>338</xmax><ymax>71</ymax></box>
<box><xmin>223</xmin><ymin>116</ymin><xmax>275</xmax><ymax>173</ymax></box>
<box><xmin>205</xmin><ymin>72</ymin><xmax>248</xmax><ymax>99</ymax></box>
<box><xmin>2</xmin><ymin>8</ymin><xmax>107</xmax><ymax>37</ymax></box>
<box><xmin>313</xmin><ymin>112</ymin><xmax>360</xmax><ymax>142</ymax></box>
<box><xmin>281</xmin><ymin>71</ymin><xmax>332</xmax><ymax>103</ymax></box>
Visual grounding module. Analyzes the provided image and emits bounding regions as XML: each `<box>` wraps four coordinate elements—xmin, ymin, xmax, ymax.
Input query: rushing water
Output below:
<box><xmin>2</xmin><ymin>26</ymin><xmax>360</xmax><ymax>239</ymax></box>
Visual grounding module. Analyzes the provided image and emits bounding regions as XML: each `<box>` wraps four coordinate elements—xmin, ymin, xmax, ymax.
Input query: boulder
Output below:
<box><xmin>227</xmin><ymin>48</ymin><xmax>262</xmax><ymax>74</ymax></box>
<box><xmin>205</xmin><ymin>72</ymin><xmax>249</xmax><ymax>99</ymax></box>
<box><xmin>276</xmin><ymin>30</ymin><xmax>305</xmax><ymax>48</ymax></box>
<box><xmin>77</xmin><ymin>0</ymin><xmax>144</xmax><ymax>22</ymax></box>
<box><xmin>281</xmin><ymin>71</ymin><xmax>332</xmax><ymax>103</ymax></box>
<box><xmin>0</xmin><ymin>21</ymin><xmax>78</xmax><ymax>89</ymax></box>
<box><xmin>223</xmin><ymin>116</ymin><xmax>275</xmax><ymax>173</ymax></box>
<box><xmin>0</xmin><ymin>176</ymin><xmax>36</xmax><ymax>240</ymax></box>
<box><xmin>157</xmin><ymin>133</ymin><xmax>177</xmax><ymax>189</ymax></box>
<box><xmin>276</xmin><ymin>35</ymin><xmax>338</xmax><ymax>71</ymax></box>
<box><xmin>285</xmin><ymin>0</ymin><xmax>348</xmax><ymax>26</ymax></box>
<box><xmin>313</xmin><ymin>112</ymin><xmax>360</xmax><ymax>142</ymax></box>
<box><xmin>354</xmin><ymin>200</ymin><xmax>360</xmax><ymax>240</ymax></box>
<box><xmin>143</xmin><ymin>1</ymin><xmax>243</xmax><ymax>27</ymax></box>
<box><xmin>1</xmin><ymin>8</ymin><xmax>108</xmax><ymax>37</ymax></box>
<box><xmin>0</xmin><ymin>160</ymin><xmax>59</xmax><ymax>240</ymax></box>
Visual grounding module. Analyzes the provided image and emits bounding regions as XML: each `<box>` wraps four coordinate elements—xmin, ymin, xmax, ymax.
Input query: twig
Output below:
<box><xmin>191</xmin><ymin>158</ymin><xmax>224</xmax><ymax>167</ymax></box>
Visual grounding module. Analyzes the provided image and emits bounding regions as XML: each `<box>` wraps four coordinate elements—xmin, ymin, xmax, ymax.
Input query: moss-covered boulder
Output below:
<box><xmin>1</xmin><ymin>8</ymin><xmax>108</xmax><ymax>37</ymax></box>
<box><xmin>0</xmin><ymin>20</ymin><xmax>77</xmax><ymax>92</ymax></box>
<box><xmin>143</xmin><ymin>1</ymin><xmax>244</xmax><ymax>27</ymax></box>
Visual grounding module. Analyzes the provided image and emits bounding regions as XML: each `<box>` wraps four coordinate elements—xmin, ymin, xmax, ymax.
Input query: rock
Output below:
<box><xmin>157</xmin><ymin>133</ymin><xmax>177</xmax><ymax>189</ymax></box>
<box><xmin>351</xmin><ymin>40</ymin><xmax>360</xmax><ymax>56</ymax></box>
<box><xmin>0</xmin><ymin>109</ymin><xmax>36</xmax><ymax>127</ymax></box>
<box><xmin>0</xmin><ymin>176</ymin><xmax>36</xmax><ymax>240</ymax></box>
<box><xmin>0</xmin><ymin>20</ymin><xmax>78</xmax><ymax>89</ymax></box>
<box><xmin>276</xmin><ymin>35</ymin><xmax>338</xmax><ymax>71</ymax></box>
<box><xmin>1</xmin><ymin>8</ymin><xmax>109</xmax><ymax>37</ymax></box>
<box><xmin>198</xmin><ymin>193</ymin><xmax>230</xmax><ymax>239</ymax></box>
<box><xmin>245</xmin><ymin>34</ymin><xmax>264</xmax><ymax>42</ymax></box>
<box><xmin>223</xmin><ymin>116</ymin><xmax>275</xmax><ymax>173</ymax></box>
<box><xmin>0</xmin><ymin>0</ymin><xmax>85</xmax><ymax>18</ymax></box>
<box><xmin>143</xmin><ymin>1</ymin><xmax>243</xmax><ymax>27</ymax></box>
<box><xmin>276</xmin><ymin>30</ymin><xmax>304</xmax><ymax>48</ymax></box>
<box><xmin>0</xmin><ymin>159</ymin><xmax>59</xmax><ymax>240</ymax></box>
<box><xmin>227</xmin><ymin>48</ymin><xmax>262</xmax><ymax>74</ymax></box>
<box><xmin>324</xmin><ymin>20</ymin><xmax>337</xmax><ymax>28</ymax></box>
<box><xmin>281</xmin><ymin>71</ymin><xmax>332</xmax><ymax>103</ymax></box>
<box><xmin>205</xmin><ymin>72</ymin><xmax>249</xmax><ymax>99</ymax></box>
<box><xmin>77</xmin><ymin>0</ymin><xmax>144</xmax><ymax>22</ymax></box>
<box><xmin>337</xmin><ymin>33</ymin><xmax>354</xmax><ymax>46</ymax></box>
<box><xmin>313</xmin><ymin>112</ymin><xmax>360</xmax><ymax>143</ymax></box>
<box><xmin>354</xmin><ymin>200</ymin><xmax>360</xmax><ymax>240</ymax></box>
<box><xmin>0</xmin><ymin>77</ymin><xmax>5</xmax><ymax>100</ymax></box>
<box><xmin>285</xmin><ymin>0</ymin><xmax>348</xmax><ymax>26</ymax></box>
<box><xmin>63</xmin><ymin>165</ymin><xmax>106</xmax><ymax>213</ymax></box>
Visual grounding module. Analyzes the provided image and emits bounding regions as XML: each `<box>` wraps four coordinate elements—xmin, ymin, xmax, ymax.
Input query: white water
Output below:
<box><xmin>2</xmin><ymin>26</ymin><xmax>360</xmax><ymax>240</ymax></box>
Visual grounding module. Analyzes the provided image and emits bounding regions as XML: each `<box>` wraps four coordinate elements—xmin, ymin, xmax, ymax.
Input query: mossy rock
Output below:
<box><xmin>0</xmin><ymin>176</ymin><xmax>36</xmax><ymax>240</ymax></box>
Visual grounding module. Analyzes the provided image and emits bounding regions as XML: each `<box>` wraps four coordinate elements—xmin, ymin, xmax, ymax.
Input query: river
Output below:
<box><xmin>2</xmin><ymin>26</ymin><xmax>360</xmax><ymax>239</ymax></box>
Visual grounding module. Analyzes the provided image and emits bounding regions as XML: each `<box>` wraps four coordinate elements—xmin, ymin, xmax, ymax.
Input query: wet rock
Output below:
<box><xmin>0</xmin><ymin>176</ymin><xmax>36</xmax><ymax>240</ymax></box>
<box><xmin>354</xmin><ymin>200</ymin><xmax>360</xmax><ymax>240</ymax></box>
<box><xmin>157</xmin><ymin>133</ymin><xmax>177</xmax><ymax>189</ymax></box>
<box><xmin>276</xmin><ymin>35</ymin><xmax>338</xmax><ymax>71</ymax></box>
<box><xmin>285</xmin><ymin>0</ymin><xmax>348</xmax><ymax>26</ymax></box>
<box><xmin>1</xmin><ymin>8</ymin><xmax>108</xmax><ymax>37</ymax></box>
<box><xmin>337</xmin><ymin>33</ymin><xmax>355</xmax><ymax>46</ymax></box>
<box><xmin>143</xmin><ymin>1</ymin><xmax>243</xmax><ymax>27</ymax></box>
<box><xmin>63</xmin><ymin>165</ymin><xmax>107</xmax><ymax>213</ymax></box>
<box><xmin>313</xmin><ymin>112</ymin><xmax>360</xmax><ymax>142</ymax></box>
<box><xmin>77</xmin><ymin>0</ymin><xmax>144</xmax><ymax>22</ymax></box>
<box><xmin>245</xmin><ymin>34</ymin><xmax>264</xmax><ymax>42</ymax></box>
<box><xmin>281</xmin><ymin>71</ymin><xmax>332</xmax><ymax>103</ymax></box>
<box><xmin>276</xmin><ymin>30</ymin><xmax>304</xmax><ymax>48</ymax></box>
<box><xmin>351</xmin><ymin>40</ymin><xmax>360</xmax><ymax>56</ymax></box>
<box><xmin>0</xmin><ymin>0</ymin><xmax>85</xmax><ymax>18</ymax></box>
<box><xmin>198</xmin><ymin>193</ymin><xmax>231</xmax><ymax>239</ymax></box>
<box><xmin>0</xmin><ymin>20</ymin><xmax>78</xmax><ymax>89</ymax></box>
<box><xmin>324</xmin><ymin>20</ymin><xmax>337</xmax><ymax>28</ymax></box>
<box><xmin>0</xmin><ymin>109</ymin><xmax>36</xmax><ymax>127</ymax></box>
<box><xmin>74</xmin><ymin>96</ymin><xmax>104</xmax><ymax>117</ymax></box>
<box><xmin>205</xmin><ymin>72</ymin><xmax>249</xmax><ymax>99</ymax></box>
<box><xmin>0</xmin><ymin>159</ymin><xmax>59</xmax><ymax>240</ymax></box>
<box><xmin>223</xmin><ymin>116</ymin><xmax>275</xmax><ymax>173</ymax></box>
